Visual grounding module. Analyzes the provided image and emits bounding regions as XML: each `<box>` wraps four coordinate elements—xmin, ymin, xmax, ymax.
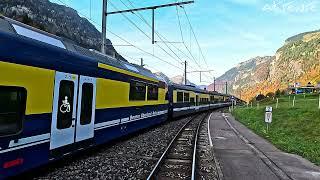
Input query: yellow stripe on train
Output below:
<box><xmin>0</xmin><ymin>61</ymin><xmax>55</xmax><ymax>115</ymax></box>
<box><xmin>98</xmin><ymin>63</ymin><xmax>159</xmax><ymax>83</ymax></box>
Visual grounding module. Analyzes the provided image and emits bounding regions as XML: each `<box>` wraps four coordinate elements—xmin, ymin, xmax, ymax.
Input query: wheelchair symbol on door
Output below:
<box><xmin>60</xmin><ymin>96</ymin><xmax>71</xmax><ymax>114</ymax></box>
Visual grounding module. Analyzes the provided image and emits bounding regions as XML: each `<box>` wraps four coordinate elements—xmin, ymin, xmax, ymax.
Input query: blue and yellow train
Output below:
<box><xmin>0</xmin><ymin>16</ymin><xmax>231</xmax><ymax>178</ymax></box>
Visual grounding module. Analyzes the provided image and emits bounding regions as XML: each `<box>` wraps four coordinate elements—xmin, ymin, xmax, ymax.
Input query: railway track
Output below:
<box><xmin>147</xmin><ymin>112</ymin><xmax>208</xmax><ymax>180</ymax></box>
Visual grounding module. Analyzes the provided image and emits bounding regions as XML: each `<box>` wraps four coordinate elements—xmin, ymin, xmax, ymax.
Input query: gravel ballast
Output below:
<box><xmin>29</xmin><ymin>117</ymin><xmax>191</xmax><ymax>180</ymax></box>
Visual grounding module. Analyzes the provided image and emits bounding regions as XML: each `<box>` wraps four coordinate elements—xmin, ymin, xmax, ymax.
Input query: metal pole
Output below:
<box><xmin>293</xmin><ymin>96</ymin><xmax>295</xmax><ymax>107</ymax></box>
<box><xmin>184</xmin><ymin>61</ymin><xmax>187</xmax><ymax>85</ymax></box>
<box><xmin>318</xmin><ymin>94</ymin><xmax>320</xmax><ymax>109</ymax></box>
<box><xmin>213</xmin><ymin>77</ymin><xmax>216</xmax><ymax>92</ymax></box>
<box><xmin>200</xmin><ymin>72</ymin><xmax>202</xmax><ymax>82</ymax></box>
<box><xmin>152</xmin><ymin>9</ymin><xmax>155</xmax><ymax>44</ymax></box>
<box><xmin>101</xmin><ymin>0</ymin><xmax>107</xmax><ymax>54</ymax></box>
<box><xmin>141</xmin><ymin>58</ymin><xmax>144</xmax><ymax>67</ymax></box>
<box><xmin>225</xmin><ymin>82</ymin><xmax>228</xmax><ymax>94</ymax></box>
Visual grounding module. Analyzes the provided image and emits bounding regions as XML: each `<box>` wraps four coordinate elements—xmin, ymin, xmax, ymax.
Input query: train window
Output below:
<box><xmin>57</xmin><ymin>81</ymin><xmax>74</xmax><ymax>129</ymax></box>
<box><xmin>184</xmin><ymin>93</ymin><xmax>190</xmax><ymax>102</ymax></box>
<box><xmin>80</xmin><ymin>83</ymin><xmax>93</xmax><ymax>125</ymax></box>
<box><xmin>12</xmin><ymin>24</ymin><xmax>66</xmax><ymax>49</ymax></box>
<box><xmin>129</xmin><ymin>81</ymin><xmax>146</xmax><ymax>101</ymax></box>
<box><xmin>177</xmin><ymin>92</ymin><xmax>183</xmax><ymax>102</ymax></box>
<box><xmin>190</xmin><ymin>97</ymin><xmax>195</xmax><ymax>106</ymax></box>
<box><xmin>0</xmin><ymin>86</ymin><xmax>26</xmax><ymax>137</ymax></box>
<box><xmin>147</xmin><ymin>84</ymin><xmax>158</xmax><ymax>100</ymax></box>
<box><xmin>210</xmin><ymin>96</ymin><xmax>214</xmax><ymax>102</ymax></box>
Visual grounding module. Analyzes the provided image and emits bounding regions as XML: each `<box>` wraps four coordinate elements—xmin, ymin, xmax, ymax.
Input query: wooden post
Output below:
<box><xmin>276</xmin><ymin>98</ymin><xmax>279</xmax><ymax>109</ymax></box>
<box><xmin>318</xmin><ymin>94</ymin><xmax>320</xmax><ymax>110</ymax></box>
<box><xmin>293</xmin><ymin>96</ymin><xmax>295</xmax><ymax>107</ymax></box>
<box><xmin>289</xmin><ymin>96</ymin><xmax>291</xmax><ymax>107</ymax></box>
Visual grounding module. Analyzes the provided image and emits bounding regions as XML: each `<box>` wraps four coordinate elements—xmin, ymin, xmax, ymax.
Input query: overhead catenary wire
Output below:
<box><xmin>175</xmin><ymin>6</ymin><xmax>202</xmax><ymax>70</ymax></box>
<box><xmin>55</xmin><ymin>0</ymin><xmax>183</xmax><ymax>71</ymax></box>
<box><xmin>123</xmin><ymin>0</ymin><xmax>197</xmax><ymax>65</ymax></box>
<box><xmin>109</xmin><ymin>0</ymin><xmax>186</xmax><ymax>66</ymax></box>
<box><xmin>181</xmin><ymin>6</ymin><xmax>210</xmax><ymax>71</ymax></box>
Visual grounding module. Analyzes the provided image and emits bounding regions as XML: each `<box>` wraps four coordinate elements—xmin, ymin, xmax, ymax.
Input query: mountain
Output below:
<box><xmin>0</xmin><ymin>0</ymin><xmax>125</xmax><ymax>61</ymax></box>
<box><xmin>170</xmin><ymin>75</ymin><xmax>197</xmax><ymax>86</ymax></box>
<box><xmin>207</xmin><ymin>56</ymin><xmax>274</xmax><ymax>95</ymax></box>
<box><xmin>213</xmin><ymin>31</ymin><xmax>320</xmax><ymax>101</ymax></box>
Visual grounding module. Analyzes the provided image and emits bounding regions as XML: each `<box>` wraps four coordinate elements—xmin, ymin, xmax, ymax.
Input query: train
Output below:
<box><xmin>0</xmin><ymin>16</ymin><xmax>232</xmax><ymax>178</ymax></box>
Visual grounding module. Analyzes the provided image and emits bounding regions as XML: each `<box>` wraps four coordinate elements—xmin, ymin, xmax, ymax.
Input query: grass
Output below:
<box><xmin>232</xmin><ymin>94</ymin><xmax>320</xmax><ymax>165</ymax></box>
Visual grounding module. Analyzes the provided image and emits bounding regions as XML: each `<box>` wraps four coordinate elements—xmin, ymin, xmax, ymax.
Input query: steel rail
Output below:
<box><xmin>147</xmin><ymin>114</ymin><xmax>198</xmax><ymax>180</ymax></box>
<box><xmin>147</xmin><ymin>113</ymin><xmax>207</xmax><ymax>180</ymax></box>
<box><xmin>191</xmin><ymin>113</ymin><xmax>208</xmax><ymax>180</ymax></box>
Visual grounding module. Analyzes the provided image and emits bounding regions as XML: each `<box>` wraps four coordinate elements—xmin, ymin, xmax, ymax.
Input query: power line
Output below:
<box><xmin>119</xmin><ymin>0</ymin><xmax>207</xmax><ymax>74</ymax></box>
<box><xmin>56</xmin><ymin>0</ymin><xmax>183</xmax><ymax>71</ymax></box>
<box><xmin>124</xmin><ymin>0</ymin><xmax>199</xmax><ymax>68</ymax></box>
<box><xmin>181</xmin><ymin>6</ymin><xmax>209</xmax><ymax>70</ymax></box>
<box><xmin>175</xmin><ymin>6</ymin><xmax>201</xmax><ymax>70</ymax></box>
<box><xmin>111</xmin><ymin>0</ymin><xmax>186</xmax><ymax>65</ymax></box>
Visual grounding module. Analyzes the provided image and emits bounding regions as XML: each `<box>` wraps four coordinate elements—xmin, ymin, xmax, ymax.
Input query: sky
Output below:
<box><xmin>50</xmin><ymin>0</ymin><xmax>320</xmax><ymax>85</ymax></box>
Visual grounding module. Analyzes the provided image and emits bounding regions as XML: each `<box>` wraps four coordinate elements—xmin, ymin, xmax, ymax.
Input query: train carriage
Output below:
<box><xmin>0</xmin><ymin>15</ymin><xmax>235</xmax><ymax>179</ymax></box>
<box><xmin>168</xmin><ymin>84</ymin><xmax>231</xmax><ymax>118</ymax></box>
<box><xmin>0</xmin><ymin>16</ymin><xmax>168</xmax><ymax>178</ymax></box>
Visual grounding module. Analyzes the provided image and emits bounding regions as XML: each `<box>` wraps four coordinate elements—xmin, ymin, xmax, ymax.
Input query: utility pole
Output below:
<box><xmin>225</xmin><ymin>82</ymin><xmax>228</xmax><ymax>94</ymax></box>
<box><xmin>101</xmin><ymin>0</ymin><xmax>107</xmax><ymax>54</ymax></box>
<box><xmin>184</xmin><ymin>60</ymin><xmax>187</xmax><ymax>85</ymax></box>
<box><xmin>214</xmin><ymin>77</ymin><xmax>216</xmax><ymax>92</ymax></box>
<box><xmin>152</xmin><ymin>9</ymin><xmax>155</xmax><ymax>44</ymax></box>
<box><xmin>140</xmin><ymin>58</ymin><xmax>145</xmax><ymax>67</ymax></box>
<box><xmin>102</xmin><ymin>1</ymin><xmax>194</xmax><ymax>45</ymax></box>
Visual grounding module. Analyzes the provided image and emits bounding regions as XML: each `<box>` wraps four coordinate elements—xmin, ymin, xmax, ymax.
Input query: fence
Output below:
<box><xmin>242</xmin><ymin>94</ymin><xmax>320</xmax><ymax>110</ymax></box>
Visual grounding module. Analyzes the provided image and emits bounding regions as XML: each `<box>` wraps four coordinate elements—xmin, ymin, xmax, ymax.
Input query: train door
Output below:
<box><xmin>75</xmin><ymin>75</ymin><xmax>96</xmax><ymax>142</ymax></box>
<box><xmin>50</xmin><ymin>72</ymin><xmax>96</xmax><ymax>151</ymax></box>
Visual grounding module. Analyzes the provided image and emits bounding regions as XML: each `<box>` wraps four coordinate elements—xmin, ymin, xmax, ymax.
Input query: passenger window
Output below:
<box><xmin>0</xmin><ymin>86</ymin><xmax>26</xmax><ymax>137</ymax></box>
<box><xmin>57</xmin><ymin>80</ymin><xmax>74</xmax><ymax>129</ymax></box>
<box><xmin>129</xmin><ymin>81</ymin><xmax>146</xmax><ymax>101</ymax></box>
<box><xmin>190</xmin><ymin>97</ymin><xmax>195</xmax><ymax>106</ymax></box>
<box><xmin>184</xmin><ymin>93</ymin><xmax>190</xmax><ymax>102</ymax></box>
<box><xmin>147</xmin><ymin>84</ymin><xmax>158</xmax><ymax>100</ymax></box>
<box><xmin>177</xmin><ymin>92</ymin><xmax>183</xmax><ymax>102</ymax></box>
<box><xmin>80</xmin><ymin>83</ymin><xmax>93</xmax><ymax>125</ymax></box>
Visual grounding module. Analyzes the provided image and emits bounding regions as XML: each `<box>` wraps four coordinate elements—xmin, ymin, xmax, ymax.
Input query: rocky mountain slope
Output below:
<box><xmin>0</xmin><ymin>0</ymin><xmax>125</xmax><ymax>60</ymax></box>
<box><xmin>211</xmin><ymin>31</ymin><xmax>320</xmax><ymax>101</ymax></box>
<box><xmin>170</xmin><ymin>75</ymin><xmax>197</xmax><ymax>86</ymax></box>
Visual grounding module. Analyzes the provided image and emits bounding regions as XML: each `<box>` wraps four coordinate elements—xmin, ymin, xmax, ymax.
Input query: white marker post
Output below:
<box><xmin>265</xmin><ymin>106</ymin><xmax>273</xmax><ymax>133</ymax></box>
<box><xmin>318</xmin><ymin>94</ymin><xmax>320</xmax><ymax>110</ymax></box>
<box><xmin>276</xmin><ymin>98</ymin><xmax>279</xmax><ymax>109</ymax></box>
<box><xmin>292</xmin><ymin>96</ymin><xmax>295</xmax><ymax>107</ymax></box>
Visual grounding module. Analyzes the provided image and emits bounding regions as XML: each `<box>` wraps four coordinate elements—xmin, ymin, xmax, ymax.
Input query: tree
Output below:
<box><xmin>275</xmin><ymin>89</ymin><xmax>281</xmax><ymax>97</ymax></box>
<box><xmin>256</xmin><ymin>94</ymin><xmax>266</xmax><ymax>101</ymax></box>
<box><xmin>280</xmin><ymin>90</ymin><xmax>286</xmax><ymax>95</ymax></box>
<box><xmin>266</xmin><ymin>92</ymin><xmax>275</xmax><ymax>98</ymax></box>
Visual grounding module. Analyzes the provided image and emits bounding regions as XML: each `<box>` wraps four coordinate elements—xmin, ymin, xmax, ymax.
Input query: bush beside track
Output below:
<box><xmin>232</xmin><ymin>94</ymin><xmax>320</xmax><ymax>165</ymax></box>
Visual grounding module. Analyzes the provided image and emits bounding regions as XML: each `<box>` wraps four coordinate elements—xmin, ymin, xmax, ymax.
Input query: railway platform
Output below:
<box><xmin>208</xmin><ymin>112</ymin><xmax>320</xmax><ymax>180</ymax></box>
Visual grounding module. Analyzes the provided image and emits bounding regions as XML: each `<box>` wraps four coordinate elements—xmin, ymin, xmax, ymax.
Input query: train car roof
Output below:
<box><xmin>169</xmin><ymin>83</ymin><xmax>208</xmax><ymax>93</ymax></box>
<box><xmin>169</xmin><ymin>83</ymin><xmax>232</xmax><ymax>97</ymax></box>
<box><xmin>0</xmin><ymin>16</ymin><xmax>162</xmax><ymax>82</ymax></box>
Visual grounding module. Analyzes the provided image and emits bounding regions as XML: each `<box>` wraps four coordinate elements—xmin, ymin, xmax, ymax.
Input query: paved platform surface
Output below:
<box><xmin>208</xmin><ymin>112</ymin><xmax>320</xmax><ymax>180</ymax></box>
